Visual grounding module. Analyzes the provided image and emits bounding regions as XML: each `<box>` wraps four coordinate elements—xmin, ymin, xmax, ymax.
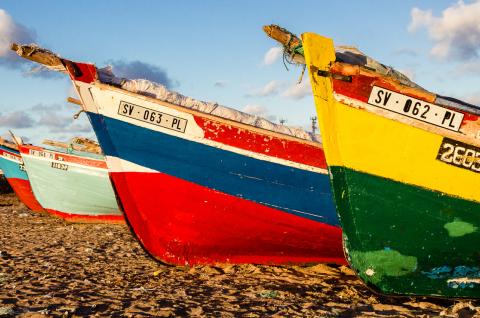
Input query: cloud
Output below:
<box><xmin>0</xmin><ymin>9</ymin><xmax>35</xmax><ymax>57</ymax></box>
<box><xmin>108</xmin><ymin>60</ymin><xmax>177</xmax><ymax>88</ymax></box>
<box><xmin>263</xmin><ymin>47</ymin><xmax>283</xmax><ymax>65</ymax></box>
<box><xmin>245</xmin><ymin>80</ymin><xmax>279</xmax><ymax>97</ymax></box>
<box><xmin>37</xmin><ymin>112</ymin><xmax>72</xmax><ymax>128</ymax></box>
<box><xmin>30</xmin><ymin>103</ymin><xmax>68</xmax><ymax>112</ymax></box>
<box><xmin>48</xmin><ymin>120</ymin><xmax>93</xmax><ymax>134</ymax></box>
<box><xmin>242</xmin><ymin>104</ymin><xmax>277</xmax><ymax>122</ymax></box>
<box><xmin>214</xmin><ymin>80</ymin><xmax>227</xmax><ymax>88</ymax></box>
<box><xmin>0</xmin><ymin>111</ymin><xmax>35</xmax><ymax>128</ymax></box>
<box><xmin>453</xmin><ymin>60</ymin><xmax>480</xmax><ymax>76</ymax></box>
<box><xmin>23</xmin><ymin>64</ymin><xmax>64</xmax><ymax>79</ymax></box>
<box><xmin>408</xmin><ymin>1</ymin><xmax>480</xmax><ymax>60</ymax></box>
<box><xmin>68</xmin><ymin>123</ymin><xmax>93</xmax><ymax>133</ymax></box>
<box><xmin>281</xmin><ymin>80</ymin><xmax>311</xmax><ymax>99</ymax></box>
<box><xmin>0</xmin><ymin>9</ymin><xmax>62</xmax><ymax>79</ymax></box>
<box><xmin>0</xmin><ymin>102</ymin><xmax>93</xmax><ymax>136</ymax></box>
<box><xmin>30</xmin><ymin>102</ymin><xmax>87</xmax><ymax>133</ymax></box>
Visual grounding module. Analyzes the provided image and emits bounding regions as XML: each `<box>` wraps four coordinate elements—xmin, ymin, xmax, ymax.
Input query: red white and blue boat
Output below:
<box><xmin>12</xmin><ymin>44</ymin><xmax>344</xmax><ymax>265</ymax></box>
<box><xmin>0</xmin><ymin>137</ymin><xmax>43</xmax><ymax>212</ymax></box>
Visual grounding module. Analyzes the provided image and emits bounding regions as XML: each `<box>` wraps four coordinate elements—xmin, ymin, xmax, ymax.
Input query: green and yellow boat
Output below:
<box><xmin>265</xmin><ymin>26</ymin><xmax>480</xmax><ymax>298</ymax></box>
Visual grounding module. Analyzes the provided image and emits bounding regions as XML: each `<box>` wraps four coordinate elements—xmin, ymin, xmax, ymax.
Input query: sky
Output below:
<box><xmin>0</xmin><ymin>0</ymin><xmax>479</xmax><ymax>143</ymax></box>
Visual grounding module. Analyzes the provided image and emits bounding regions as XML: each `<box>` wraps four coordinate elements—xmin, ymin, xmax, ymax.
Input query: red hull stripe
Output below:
<box><xmin>110</xmin><ymin>171</ymin><xmax>345</xmax><ymax>266</ymax></box>
<box><xmin>45</xmin><ymin>208</ymin><xmax>124</xmax><ymax>224</ymax></box>
<box><xmin>193</xmin><ymin>117</ymin><xmax>327</xmax><ymax>169</ymax></box>
<box><xmin>7</xmin><ymin>178</ymin><xmax>44</xmax><ymax>212</ymax></box>
<box><xmin>0</xmin><ymin>148</ymin><xmax>21</xmax><ymax>160</ymax></box>
<box><xmin>19</xmin><ymin>145</ymin><xmax>106</xmax><ymax>169</ymax></box>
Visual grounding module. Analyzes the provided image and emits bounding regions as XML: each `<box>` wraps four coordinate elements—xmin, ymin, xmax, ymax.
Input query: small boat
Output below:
<box><xmin>11</xmin><ymin>43</ymin><xmax>345</xmax><ymax>265</ymax></box>
<box><xmin>266</xmin><ymin>25</ymin><xmax>480</xmax><ymax>298</ymax></box>
<box><xmin>0</xmin><ymin>137</ymin><xmax>43</xmax><ymax>211</ymax></box>
<box><xmin>18</xmin><ymin>137</ymin><xmax>123</xmax><ymax>223</ymax></box>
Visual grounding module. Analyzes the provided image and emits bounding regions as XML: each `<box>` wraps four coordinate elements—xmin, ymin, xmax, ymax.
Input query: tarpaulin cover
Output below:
<box><xmin>98</xmin><ymin>67</ymin><xmax>319</xmax><ymax>142</ymax></box>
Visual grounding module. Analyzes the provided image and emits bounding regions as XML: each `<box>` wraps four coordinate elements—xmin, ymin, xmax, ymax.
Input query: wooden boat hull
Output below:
<box><xmin>303</xmin><ymin>33</ymin><xmax>480</xmax><ymax>297</ymax></box>
<box><xmin>66</xmin><ymin>63</ymin><xmax>345</xmax><ymax>265</ymax></box>
<box><xmin>0</xmin><ymin>146</ymin><xmax>43</xmax><ymax>211</ymax></box>
<box><xmin>19</xmin><ymin>145</ymin><xmax>123</xmax><ymax>223</ymax></box>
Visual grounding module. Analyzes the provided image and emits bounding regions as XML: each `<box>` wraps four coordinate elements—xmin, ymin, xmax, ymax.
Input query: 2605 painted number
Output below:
<box><xmin>118</xmin><ymin>101</ymin><xmax>187</xmax><ymax>133</ymax></box>
<box><xmin>368</xmin><ymin>86</ymin><xmax>464</xmax><ymax>131</ymax></box>
<box><xmin>437</xmin><ymin>138</ymin><xmax>480</xmax><ymax>173</ymax></box>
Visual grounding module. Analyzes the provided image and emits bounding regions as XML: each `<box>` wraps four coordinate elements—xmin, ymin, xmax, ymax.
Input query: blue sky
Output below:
<box><xmin>0</xmin><ymin>0</ymin><xmax>479</xmax><ymax>143</ymax></box>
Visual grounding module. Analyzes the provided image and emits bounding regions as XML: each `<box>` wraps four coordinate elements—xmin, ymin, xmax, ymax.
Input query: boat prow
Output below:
<box><xmin>300</xmin><ymin>31</ymin><xmax>480</xmax><ymax>298</ymax></box>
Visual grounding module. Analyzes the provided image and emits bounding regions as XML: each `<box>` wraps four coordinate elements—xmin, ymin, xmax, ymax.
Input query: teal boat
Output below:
<box><xmin>19</xmin><ymin>138</ymin><xmax>123</xmax><ymax>223</ymax></box>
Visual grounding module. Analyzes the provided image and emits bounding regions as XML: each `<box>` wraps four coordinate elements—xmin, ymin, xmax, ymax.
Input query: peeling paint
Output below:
<box><xmin>422</xmin><ymin>266</ymin><xmax>452</xmax><ymax>279</ymax></box>
<box><xmin>365</xmin><ymin>268</ymin><xmax>375</xmax><ymax>276</ymax></box>
<box><xmin>350</xmin><ymin>249</ymin><xmax>417</xmax><ymax>283</ymax></box>
<box><xmin>422</xmin><ymin>265</ymin><xmax>480</xmax><ymax>288</ymax></box>
<box><xmin>448</xmin><ymin>277</ymin><xmax>480</xmax><ymax>289</ymax></box>
<box><xmin>444</xmin><ymin>218</ymin><xmax>477</xmax><ymax>237</ymax></box>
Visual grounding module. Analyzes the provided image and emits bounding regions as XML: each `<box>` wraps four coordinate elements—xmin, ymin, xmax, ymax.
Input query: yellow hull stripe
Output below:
<box><xmin>302</xmin><ymin>32</ymin><xmax>480</xmax><ymax>203</ymax></box>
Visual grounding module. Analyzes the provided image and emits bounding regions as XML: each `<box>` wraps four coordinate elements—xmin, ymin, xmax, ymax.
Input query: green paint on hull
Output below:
<box><xmin>348</xmin><ymin>249</ymin><xmax>417</xmax><ymax>284</ymax></box>
<box><xmin>330</xmin><ymin>166</ymin><xmax>480</xmax><ymax>298</ymax></box>
<box><xmin>23</xmin><ymin>156</ymin><xmax>121</xmax><ymax>217</ymax></box>
<box><xmin>444</xmin><ymin>219</ymin><xmax>477</xmax><ymax>237</ymax></box>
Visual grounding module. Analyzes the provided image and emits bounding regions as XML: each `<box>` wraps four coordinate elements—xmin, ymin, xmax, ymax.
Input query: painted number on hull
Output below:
<box><xmin>368</xmin><ymin>86</ymin><xmax>464</xmax><ymax>131</ymax></box>
<box><xmin>2</xmin><ymin>152</ymin><xmax>21</xmax><ymax>163</ymax></box>
<box><xmin>437</xmin><ymin>138</ymin><xmax>480</xmax><ymax>173</ymax></box>
<box><xmin>18</xmin><ymin>164</ymin><xmax>25</xmax><ymax>171</ymax></box>
<box><xmin>118</xmin><ymin>101</ymin><xmax>187</xmax><ymax>133</ymax></box>
<box><xmin>51</xmin><ymin>162</ymin><xmax>68</xmax><ymax>171</ymax></box>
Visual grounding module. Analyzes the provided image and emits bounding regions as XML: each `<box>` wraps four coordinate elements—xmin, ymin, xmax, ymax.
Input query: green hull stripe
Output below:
<box><xmin>330</xmin><ymin>166</ymin><xmax>480</xmax><ymax>298</ymax></box>
<box><xmin>23</xmin><ymin>156</ymin><xmax>121</xmax><ymax>216</ymax></box>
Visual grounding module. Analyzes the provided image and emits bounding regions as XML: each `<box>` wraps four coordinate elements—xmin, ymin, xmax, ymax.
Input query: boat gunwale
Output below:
<box><xmin>329</xmin><ymin>61</ymin><xmax>480</xmax><ymax>116</ymax></box>
<box><xmin>92</xmin><ymin>81</ymin><xmax>323</xmax><ymax>148</ymax></box>
<box><xmin>19</xmin><ymin>144</ymin><xmax>107</xmax><ymax>168</ymax></box>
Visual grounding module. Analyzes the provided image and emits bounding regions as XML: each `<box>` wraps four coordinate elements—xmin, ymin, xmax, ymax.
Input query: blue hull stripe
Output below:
<box><xmin>0</xmin><ymin>145</ymin><xmax>27</xmax><ymax>180</ymax></box>
<box><xmin>87</xmin><ymin>112</ymin><xmax>339</xmax><ymax>226</ymax></box>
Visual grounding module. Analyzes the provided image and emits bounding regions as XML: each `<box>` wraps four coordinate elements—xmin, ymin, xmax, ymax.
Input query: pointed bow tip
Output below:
<box><xmin>10</xmin><ymin>43</ymin><xmax>19</xmax><ymax>51</ymax></box>
<box><xmin>262</xmin><ymin>25</ymin><xmax>273</xmax><ymax>36</ymax></box>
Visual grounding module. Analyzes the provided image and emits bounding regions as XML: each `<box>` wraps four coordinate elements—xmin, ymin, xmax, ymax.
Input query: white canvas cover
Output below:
<box><xmin>98</xmin><ymin>67</ymin><xmax>319</xmax><ymax>142</ymax></box>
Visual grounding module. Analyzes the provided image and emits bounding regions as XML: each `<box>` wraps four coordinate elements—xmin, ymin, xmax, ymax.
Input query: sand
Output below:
<box><xmin>0</xmin><ymin>193</ymin><xmax>479</xmax><ymax>317</ymax></box>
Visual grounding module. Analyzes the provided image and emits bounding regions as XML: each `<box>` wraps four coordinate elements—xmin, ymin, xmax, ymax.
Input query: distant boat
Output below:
<box><xmin>12</xmin><ymin>43</ymin><xmax>345</xmax><ymax>266</ymax></box>
<box><xmin>0</xmin><ymin>137</ymin><xmax>43</xmax><ymax>211</ymax></box>
<box><xmin>18</xmin><ymin>137</ymin><xmax>123</xmax><ymax>223</ymax></box>
<box><xmin>266</xmin><ymin>25</ymin><xmax>480</xmax><ymax>298</ymax></box>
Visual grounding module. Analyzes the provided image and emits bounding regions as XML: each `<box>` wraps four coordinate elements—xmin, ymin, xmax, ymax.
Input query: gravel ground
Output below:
<box><xmin>0</xmin><ymin>193</ymin><xmax>479</xmax><ymax>317</ymax></box>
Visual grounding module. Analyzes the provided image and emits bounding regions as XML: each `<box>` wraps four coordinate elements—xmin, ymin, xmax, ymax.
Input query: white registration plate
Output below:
<box><xmin>29</xmin><ymin>149</ymin><xmax>55</xmax><ymax>159</ymax></box>
<box><xmin>118</xmin><ymin>101</ymin><xmax>187</xmax><ymax>133</ymax></box>
<box><xmin>368</xmin><ymin>86</ymin><xmax>464</xmax><ymax>131</ymax></box>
